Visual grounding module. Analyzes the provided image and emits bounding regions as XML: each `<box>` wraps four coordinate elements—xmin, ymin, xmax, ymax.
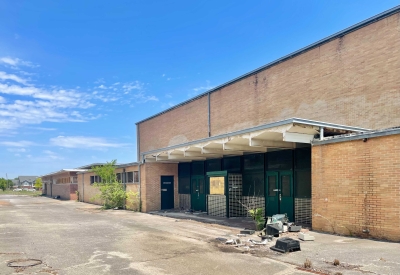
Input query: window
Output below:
<box><xmin>178</xmin><ymin>176</ymin><xmax>190</xmax><ymax>194</ymax></box>
<box><xmin>116</xmin><ymin>173</ymin><xmax>122</xmax><ymax>182</ymax></box>
<box><xmin>133</xmin><ymin>171</ymin><xmax>139</xmax><ymax>182</ymax></box>
<box><xmin>127</xmin><ymin>172</ymin><xmax>133</xmax><ymax>183</ymax></box>
<box><xmin>209</xmin><ymin>177</ymin><xmax>225</xmax><ymax>195</ymax></box>
<box><xmin>90</xmin><ymin>175</ymin><xmax>102</xmax><ymax>185</ymax></box>
<box><xmin>243</xmin><ymin>171</ymin><xmax>264</xmax><ymax>196</ymax></box>
<box><xmin>266</xmin><ymin>150</ymin><xmax>293</xmax><ymax>170</ymax></box>
<box><xmin>223</xmin><ymin>156</ymin><xmax>241</xmax><ymax>173</ymax></box>
<box><xmin>206</xmin><ymin>159</ymin><xmax>221</xmax><ymax>172</ymax></box>
<box><xmin>295</xmin><ymin>170</ymin><xmax>311</xmax><ymax>198</ymax></box>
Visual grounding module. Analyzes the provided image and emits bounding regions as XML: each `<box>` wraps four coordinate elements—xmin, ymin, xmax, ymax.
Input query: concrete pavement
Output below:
<box><xmin>1</xmin><ymin>195</ymin><xmax>400</xmax><ymax>275</ymax></box>
<box><xmin>0</xmin><ymin>195</ymin><xmax>307</xmax><ymax>275</ymax></box>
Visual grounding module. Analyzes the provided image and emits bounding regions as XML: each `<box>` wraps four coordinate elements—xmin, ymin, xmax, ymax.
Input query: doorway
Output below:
<box><xmin>191</xmin><ymin>176</ymin><xmax>206</xmax><ymax>211</ymax></box>
<box><xmin>265</xmin><ymin>171</ymin><xmax>294</xmax><ymax>221</ymax></box>
<box><xmin>161</xmin><ymin>176</ymin><xmax>174</xmax><ymax>210</ymax></box>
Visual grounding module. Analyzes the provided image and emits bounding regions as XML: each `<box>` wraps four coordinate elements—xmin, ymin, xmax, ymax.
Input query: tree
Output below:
<box><xmin>0</xmin><ymin>178</ymin><xmax>6</xmax><ymax>191</ymax></box>
<box><xmin>34</xmin><ymin>178</ymin><xmax>43</xmax><ymax>190</ymax></box>
<box><xmin>91</xmin><ymin>160</ymin><xmax>126</xmax><ymax>209</ymax></box>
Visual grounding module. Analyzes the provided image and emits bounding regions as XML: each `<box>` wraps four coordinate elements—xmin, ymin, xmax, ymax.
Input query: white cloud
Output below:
<box><xmin>0</xmin><ymin>96</ymin><xmax>5</xmax><ymax>103</ymax></box>
<box><xmin>122</xmin><ymin>81</ymin><xmax>143</xmax><ymax>93</ymax></box>
<box><xmin>50</xmin><ymin>136</ymin><xmax>129</xmax><ymax>149</ymax></box>
<box><xmin>94</xmin><ymin>78</ymin><xmax>105</xmax><ymax>84</ymax></box>
<box><xmin>27</xmin><ymin>126</ymin><xmax>57</xmax><ymax>131</ymax></box>
<box><xmin>0</xmin><ymin>57</ymin><xmax>37</xmax><ymax>68</ymax></box>
<box><xmin>43</xmin><ymin>150</ymin><xmax>64</xmax><ymax>160</ymax></box>
<box><xmin>193</xmin><ymin>84</ymin><xmax>214</xmax><ymax>92</ymax></box>
<box><xmin>189</xmin><ymin>81</ymin><xmax>214</xmax><ymax>97</ymax></box>
<box><xmin>0</xmin><ymin>82</ymin><xmax>96</xmax><ymax>131</ymax></box>
<box><xmin>0</xmin><ymin>140</ymin><xmax>34</xmax><ymax>147</ymax></box>
<box><xmin>98</xmin><ymin>85</ymin><xmax>107</xmax><ymax>89</ymax></box>
<box><xmin>0</xmin><ymin>71</ymin><xmax>29</xmax><ymax>85</ymax></box>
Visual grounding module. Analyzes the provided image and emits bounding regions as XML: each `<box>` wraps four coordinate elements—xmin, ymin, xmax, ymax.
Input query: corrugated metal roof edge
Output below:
<box><xmin>135</xmin><ymin>5</ymin><xmax>400</xmax><ymax>125</ymax></box>
<box><xmin>313</xmin><ymin>126</ymin><xmax>400</xmax><ymax>145</ymax></box>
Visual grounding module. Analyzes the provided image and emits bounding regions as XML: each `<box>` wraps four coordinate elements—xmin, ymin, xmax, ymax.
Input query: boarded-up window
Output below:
<box><xmin>209</xmin><ymin>177</ymin><xmax>225</xmax><ymax>195</ymax></box>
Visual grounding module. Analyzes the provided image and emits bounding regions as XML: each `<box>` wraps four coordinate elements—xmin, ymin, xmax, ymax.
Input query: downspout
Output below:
<box><xmin>82</xmin><ymin>172</ymin><xmax>85</xmax><ymax>202</ymax></box>
<box><xmin>208</xmin><ymin>92</ymin><xmax>211</xmax><ymax>137</ymax></box>
<box><xmin>319</xmin><ymin>127</ymin><xmax>324</xmax><ymax>140</ymax></box>
<box><xmin>136</xmin><ymin>123</ymin><xmax>142</xmax><ymax>212</ymax></box>
<box><xmin>139</xmin><ymin>154</ymin><xmax>144</xmax><ymax>212</ymax></box>
<box><xmin>123</xmin><ymin>168</ymin><xmax>126</xmax><ymax>210</ymax></box>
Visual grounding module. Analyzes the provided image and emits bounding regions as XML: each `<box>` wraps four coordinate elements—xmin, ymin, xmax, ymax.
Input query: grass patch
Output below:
<box><xmin>0</xmin><ymin>190</ymin><xmax>42</xmax><ymax>196</ymax></box>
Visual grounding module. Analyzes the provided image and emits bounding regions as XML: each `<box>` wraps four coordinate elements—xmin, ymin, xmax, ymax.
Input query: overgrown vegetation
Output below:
<box><xmin>0</xmin><ymin>178</ymin><xmax>13</xmax><ymax>191</ymax></box>
<box><xmin>304</xmin><ymin>259</ymin><xmax>312</xmax><ymax>269</ymax></box>
<box><xmin>34</xmin><ymin>178</ymin><xmax>43</xmax><ymax>190</ymax></box>
<box><xmin>248</xmin><ymin>208</ymin><xmax>265</xmax><ymax>230</ymax></box>
<box><xmin>90</xmin><ymin>160</ymin><xmax>140</xmax><ymax>211</ymax></box>
<box><xmin>126</xmin><ymin>190</ymin><xmax>140</xmax><ymax>211</ymax></box>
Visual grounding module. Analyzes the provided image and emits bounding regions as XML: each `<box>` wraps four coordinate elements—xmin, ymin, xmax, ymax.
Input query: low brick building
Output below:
<box><xmin>42</xmin><ymin>169</ymin><xmax>84</xmax><ymax>200</ymax></box>
<box><xmin>133</xmin><ymin>6</ymin><xmax>400</xmax><ymax>240</ymax></box>
<box><xmin>77</xmin><ymin>163</ymin><xmax>140</xmax><ymax>210</ymax></box>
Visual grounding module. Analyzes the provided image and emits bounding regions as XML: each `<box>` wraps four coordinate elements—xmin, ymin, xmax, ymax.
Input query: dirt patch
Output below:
<box><xmin>0</xmin><ymin>200</ymin><xmax>12</xmax><ymax>206</ymax></box>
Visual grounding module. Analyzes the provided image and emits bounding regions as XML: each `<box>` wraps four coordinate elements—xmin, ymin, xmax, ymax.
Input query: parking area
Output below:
<box><xmin>0</xmin><ymin>195</ymin><xmax>309</xmax><ymax>275</ymax></box>
<box><xmin>1</xmin><ymin>196</ymin><xmax>400</xmax><ymax>275</ymax></box>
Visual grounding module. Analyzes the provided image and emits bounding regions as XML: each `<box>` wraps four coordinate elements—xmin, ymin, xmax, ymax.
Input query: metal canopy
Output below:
<box><xmin>143</xmin><ymin>118</ymin><xmax>369</xmax><ymax>163</ymax></box>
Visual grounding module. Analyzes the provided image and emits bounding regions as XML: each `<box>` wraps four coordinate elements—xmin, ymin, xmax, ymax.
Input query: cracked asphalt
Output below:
<box><xmin>0</xmin><ymin>195</ymin><xmax>308</xmax><ymax>275</ymax></box>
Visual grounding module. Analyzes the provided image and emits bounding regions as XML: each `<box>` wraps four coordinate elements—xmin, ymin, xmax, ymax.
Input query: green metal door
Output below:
<box><xmin>266</xmin><ymin>172</ymin><xmax>279</xmax><ymax>217</ymax></box>
<box><xmin>266</xmin><ymin>171</ymin><xmax>294</xmax><ymax>221</ymax></box>
<box><xmin>279</xmin><ymin>171</ymin><xmax>294</xmax><ymax>221</ymax></box>
<box><xmin>191</xmin><ymin>176</ymin><xmax>206</xmax><ymax>211</ymax></box>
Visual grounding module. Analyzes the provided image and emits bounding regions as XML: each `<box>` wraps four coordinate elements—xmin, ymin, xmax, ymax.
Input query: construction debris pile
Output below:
<box><xmin>217</xmin><ymin>214</ymin><xmax>315</xmax><ymax>253</ymax></box>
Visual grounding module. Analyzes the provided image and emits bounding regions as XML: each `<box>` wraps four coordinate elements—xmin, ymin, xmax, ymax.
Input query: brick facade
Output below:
<box><xmin>140</xmin><ymin>162</ymin><xmax>178</xmax><ymax>212</ymax></box>
<box><xmin>77</xmin><ymin>165</ymin><xmax>140</xmax><ymax>210</ymax></box>
<box><xmin>42</xmin><ymin>171</ymin><xmax>79</xmax><ymax>200</ymax></box>
<box><xmin>312</xmin><ymin>134</ymin><xmax>400</xmax><ymax>241</ymax></box>
<box><xmin>138</xmin><ymin>12</ymin><xmax>400</xmax><ymax>155</ymax></box>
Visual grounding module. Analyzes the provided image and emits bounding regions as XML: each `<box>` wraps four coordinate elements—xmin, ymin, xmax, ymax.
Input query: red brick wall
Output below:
<box><xmin>138</xmin><ymin>12</ymin><xmax>400</xmax><ymax>155</ymax></box>
<box><xmin>141</xmin><ymin>163</ymin><xmax>179</xmax><ymax>212</ymax></box>
<box><xmin>312</xmin><ymin>134</ymin><xmax>400</xmax><ymax>241</ymax></box>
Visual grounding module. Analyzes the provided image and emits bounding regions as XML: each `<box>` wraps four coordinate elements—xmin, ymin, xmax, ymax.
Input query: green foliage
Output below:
<box><xmin>0</xmin><ymin>179</ymin><xmax>7</xmax><ymax>191</ymax></box>
<box><xmin>91</xmin><ymin>160</ymin><xmax>118</xmax><ymax>184</ymax></box>
<box><xmin>0</xmin><ymin>178</ymin><xmax>12</xmax><ymax>191</ymax></box>
<box><xmin>248</xmin><ymin>207</ymin><xmax>264</xmax><ymax>221</ymax></box>
<box><xmin>34</xmin><ymin>178</ymin><xmax>43</xmax><ymax>189</ymax></box>
<box><xmin>126</xmin><ymin>191</ymin><xmax>140</xmax><ymax>211</ymax></box>
<box><xmin>90</xmin><ymin>160</ymin><xmax>126</xmax><ymax>209</ymax></box>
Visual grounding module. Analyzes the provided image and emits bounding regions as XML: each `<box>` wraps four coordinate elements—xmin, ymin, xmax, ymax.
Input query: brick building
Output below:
<box><xmin>42</xmin><ymin>169</ymin><xmax>84</xmax><ymax>200</ymax></box>
<box><xmin>77</xmin><ymin>162</ymin><xmax>140</xmax><ymax>210</ymax></box>
<box><xmin>135</xmin><ymin>6</ymin><xmax>400</xmax><ymax>240</ymax></box>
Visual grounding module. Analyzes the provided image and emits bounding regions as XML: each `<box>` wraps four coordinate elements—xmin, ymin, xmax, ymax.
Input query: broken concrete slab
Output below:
<box><xmin>298</xmin><ymin>232</ymin><xmax>315</xmax><ymax>241</ymax></box>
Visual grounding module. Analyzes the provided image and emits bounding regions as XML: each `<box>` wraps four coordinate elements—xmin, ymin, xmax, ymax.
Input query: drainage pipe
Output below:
<box><xmin>319</xmin><ymin>126</ymin><xmax>324</xmax><ymax>140</ymax></box>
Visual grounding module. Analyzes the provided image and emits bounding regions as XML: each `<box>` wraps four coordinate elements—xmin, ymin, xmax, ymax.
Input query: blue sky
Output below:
<box><xmin>0</xmin><ymin>1</ymin><xmax>399</xmax><ymax>178</ymax></box>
